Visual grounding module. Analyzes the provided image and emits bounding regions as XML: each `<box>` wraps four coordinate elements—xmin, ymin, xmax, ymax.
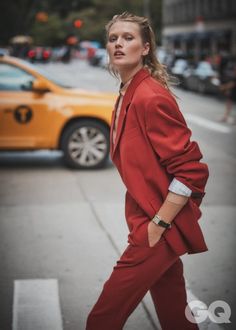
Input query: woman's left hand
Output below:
<box><xmin>147</xmin><ymin>221</ymin><xmax>165</xmax><ymax>247</ymax></box>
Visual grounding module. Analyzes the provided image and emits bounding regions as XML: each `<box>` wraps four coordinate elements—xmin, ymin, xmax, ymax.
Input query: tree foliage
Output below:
<box><xmin>0</xmin><ymin>0</ymin><xmax>162</xmax><ymax>46</ymax></box>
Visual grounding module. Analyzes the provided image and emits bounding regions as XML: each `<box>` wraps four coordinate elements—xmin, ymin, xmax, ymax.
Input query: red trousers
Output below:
<box><xmin>86</xmin><ymin>233</ymin><xmax>199</xmax><ymax>330</ymax></box>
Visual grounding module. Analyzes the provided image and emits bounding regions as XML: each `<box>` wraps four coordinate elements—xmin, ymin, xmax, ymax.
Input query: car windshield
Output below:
<box><xmin>196</xmin><ymin>62</ymin><xmax>214</xmax><ymax>75</ymax></box>
<box><xmin>17</xmin><ymin>58</ymin><xmax>73</xmax><ymax>88</ymax></box>
<box><xmin>175</xmin><ymin>60</ymin><xmax>187</xmax><ymax>68</ymax></box>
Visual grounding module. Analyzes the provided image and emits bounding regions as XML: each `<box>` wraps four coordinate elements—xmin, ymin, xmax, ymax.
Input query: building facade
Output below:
<box><xmin>162</xmin><ymin>0</ymin><xmax>236</xmax><ymax>60</ymax></box>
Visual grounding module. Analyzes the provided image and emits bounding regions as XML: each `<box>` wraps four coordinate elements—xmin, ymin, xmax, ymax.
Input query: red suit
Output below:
<box><xmin>86</xmin><ymin>68</ymin><xmax>209</xmax><ymax>330</ymax></box>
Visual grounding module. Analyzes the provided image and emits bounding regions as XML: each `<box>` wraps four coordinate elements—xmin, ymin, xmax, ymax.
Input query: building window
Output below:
<box><xmin>183</xmin><ymin>0</ymin><xmax>189</xmax><ymax>21</ymax></box>
<box><xmin>196</xmin><ymin>0</ymin><xmax>200</xmax><ymax>16</ymax></box>
<box><xmin>190</xmin><ymin>0</ymin><xmax>195</xmax><ymax>20</ymax></box>
<box><xmin>221</xmin><ymin>0</ymin><xmax>228</xmax><ymax>12</ymax></box>
<box><xmin>179</xmin><ymin>1</ymin><xmax>184</xmax><ymax>22</ymax></box>
<box><xmin>202</xmin><ymin>0</ymin><xmax>209</xmax><ymax>17</ymax></box>
<box><xmin>173</xmin><ymin>3</ymin><xmax>178</xmax><ymax>23</ymax></box>
<box><xmin>163</xmin><ymin>4</ymin><xmax>172</xmax><ymax>24</ymax></box>
<box><xmin>231</xmin><ymin>0</ymin><xmax>236</xmax><ymax>12</ymax></box>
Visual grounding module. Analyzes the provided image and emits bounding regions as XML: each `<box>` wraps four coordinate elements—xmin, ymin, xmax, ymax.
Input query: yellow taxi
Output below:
<box><xmin>0</xmin><ymin>55</ymin><xmax>115</xmax><ymax>169</ymax></box>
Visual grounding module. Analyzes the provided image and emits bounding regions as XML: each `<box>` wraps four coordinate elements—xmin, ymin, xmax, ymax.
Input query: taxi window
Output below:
<box><xmin>0</xmin><ymin>63</ymin><xmax>34</xmax><ymax>91</ymax></box>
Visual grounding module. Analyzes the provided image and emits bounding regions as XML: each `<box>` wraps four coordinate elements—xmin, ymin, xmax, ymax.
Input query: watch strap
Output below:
<box><xmin>152</xmin><ymin>214</ymin><xmax>171</xmax><ymax>229</ymax></box>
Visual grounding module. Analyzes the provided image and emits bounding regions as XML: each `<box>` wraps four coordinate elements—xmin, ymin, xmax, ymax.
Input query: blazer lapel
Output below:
<box><xmin>111</xmin><ymin>68</ymin><xmax>150</xmax><ymax>158</ymax></box>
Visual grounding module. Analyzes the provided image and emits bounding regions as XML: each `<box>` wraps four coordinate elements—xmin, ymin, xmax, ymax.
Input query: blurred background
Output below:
<box><xmin>0</xmin><ymin>0</ymin><xmax>236</xmax><ymax>91</ymax></box>
<box><xmin>0</xmin><ymin>1</ymin><xmax>236</xmax><ymax>330</ymax></box>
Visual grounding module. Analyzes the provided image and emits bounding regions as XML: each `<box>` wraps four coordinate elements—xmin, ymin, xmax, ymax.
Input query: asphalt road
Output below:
<box><xmin>0</xmin><ymin>59</ymin><xmax>235</xmax><ymax>330</ymax></box>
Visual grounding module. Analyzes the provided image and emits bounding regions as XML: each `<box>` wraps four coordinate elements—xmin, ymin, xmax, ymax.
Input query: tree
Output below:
<box><xmin>31</xmin><ymin>14</ymin><xmax>68</xmax><ymax>46</ymax></box>
<box><xmin>0</xmin><ymin>0</ymin><xmax>93</xmax><ymax>44</ymax></box>
<box><xmin>0</xmin><ymin>0</ymin><xmax>163</xmax><ymax>46</ymax></box>
<box><xmin>66</xmin><ymin>0</ymin><xmax>162</xmax><ymax>46</ymax></box>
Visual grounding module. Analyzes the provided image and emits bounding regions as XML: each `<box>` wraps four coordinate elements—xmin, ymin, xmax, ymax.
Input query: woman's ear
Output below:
<box><xmin>142</xmin><ymin>42</ymin><xmax>150</xmax><ymax>56</ymax></box>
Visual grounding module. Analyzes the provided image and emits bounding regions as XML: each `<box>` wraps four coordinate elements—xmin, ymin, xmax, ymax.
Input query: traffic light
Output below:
<box><xmin>35</xmin><ymin>12</ymin><xmax>48</xmax><ymax>23</ymax></box>
<box><xmin>73</xmin><ymin>19</ymin><xmax>83</xmax><ymax>29</ymax></box>
<box><xmin>66</xmin><ymin>36</ymin><xmax>78</xmax><ymax>45</ymax></box>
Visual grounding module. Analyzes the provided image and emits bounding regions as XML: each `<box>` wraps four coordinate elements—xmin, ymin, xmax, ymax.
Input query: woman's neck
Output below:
<box><xmin>119</xmin><ymin>64</ymin><xmax>143</xmax><ymax>85</ymax></box>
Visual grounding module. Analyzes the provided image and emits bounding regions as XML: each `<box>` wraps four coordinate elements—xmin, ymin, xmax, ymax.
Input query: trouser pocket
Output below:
<box><xmin>128</xmin><ymin>220</ymin><xmax>165</xmax><ymax>249</ymax></box>
<box><xmin>146</xmin><ymin>221</ymin><xmax>166</xmax><ymax>248</ymax></box>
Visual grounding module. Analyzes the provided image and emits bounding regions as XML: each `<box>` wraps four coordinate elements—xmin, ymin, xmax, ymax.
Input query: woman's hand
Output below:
<box><xmin>147</xmin><ymin>221</ymin><xmax>165</xmax><ymax>247</ymax></box>
<box><xmin>147</xmin><ymin>192</ymin><xmax>189</xmax><ymax>247</ymax></box>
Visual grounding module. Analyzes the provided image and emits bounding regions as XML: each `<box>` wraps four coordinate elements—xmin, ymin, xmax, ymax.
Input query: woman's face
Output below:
<box><xmin>107</xmin><ymin>21</ymin><xmax>149</xmax><ymax>74</ymax></box>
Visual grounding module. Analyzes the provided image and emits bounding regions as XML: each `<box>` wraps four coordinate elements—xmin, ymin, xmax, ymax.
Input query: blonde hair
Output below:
<box><xmin>105</xmin><ymin>12</ymin><xmax>172</xmax><ymax>91</ymax></box>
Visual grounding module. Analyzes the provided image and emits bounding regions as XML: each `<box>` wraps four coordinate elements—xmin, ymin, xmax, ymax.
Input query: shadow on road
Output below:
<box><xmin>0</xmin><ymin>151</ymin><xmax>65</xmax><ymax>169</ymax></box>
<box><xmin>0</xmin><ymin>151</ymin><xmax>114</xmax><ymax>170</ymax></box>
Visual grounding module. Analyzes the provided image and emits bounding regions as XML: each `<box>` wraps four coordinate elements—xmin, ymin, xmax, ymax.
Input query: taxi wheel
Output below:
<box><xmin>61</xmin><ymin>120</ymin><xmax>110</xmax><ymax>169</ymax></box>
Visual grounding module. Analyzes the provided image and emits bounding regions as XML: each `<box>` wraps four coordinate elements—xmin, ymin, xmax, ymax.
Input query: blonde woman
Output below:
<box><xmin>86</xmin><ymin>12</ymin><xmax>209</xmax><ymax>330</ymax></box>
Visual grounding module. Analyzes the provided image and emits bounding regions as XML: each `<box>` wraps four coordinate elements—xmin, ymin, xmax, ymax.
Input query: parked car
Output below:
<box><xmin>183</xmin><ymin>61</ymin><xmax>220</xmax><ymax>94</ymax></box>
<box><xmin>99</xmin><ymin>51</ymin><xmax>109</xmax><ymax>69</ymax></box>
<box><xmin>0</xmin><ymin>48</ymin><xmax>10</xmax><ymax>56</ymax></box>
<box><xmin>0</xmin><ymin>55</ymin><xmax>115</xmax><ymax>169</ymax></box>
<box><xmin>171</xmin><ymin>59</ymin><xmax>189</xmax><ymax>87</ymax></box>
<box><xmin>51</xmin><ymin>46</ymin><xmax>68</xmax><ymax>62</ymax></box>
<box><xmin>27</xmin><ymin>47</ymin><xmax>52</xmax><ymax>63</ymax></box>
<box><xmin>88</xmin><ymin>48</ymin><xmax>108</xmax><ymax>68</ymax></box>
<box><xmin>156</xmin><ymin>47</ymin><xmax>168</xmax><ymax>64</ymax></box>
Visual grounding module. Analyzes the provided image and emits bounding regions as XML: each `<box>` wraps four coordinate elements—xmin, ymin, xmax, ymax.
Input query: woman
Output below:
<box><xmin>86</xmin><ymin>12</ymin><xmax>209</xmax><ymax>330</ymax></box>
<box><xmin>219</xmin><ymin>63</ymin><xmax>236</xmax><ymax>123</ymax></box>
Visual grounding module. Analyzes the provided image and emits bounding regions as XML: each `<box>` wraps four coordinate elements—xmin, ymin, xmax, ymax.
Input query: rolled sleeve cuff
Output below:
<box><xmin>168</xmin><ymin>178</ymin><xmax>192</xmax><ymax>197</ymax></box>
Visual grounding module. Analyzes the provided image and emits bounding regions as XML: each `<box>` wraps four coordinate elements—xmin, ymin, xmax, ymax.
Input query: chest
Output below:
<box><xmin>115</xmin><ymin>104</ymin><xmax>149</xmax><ymax>161</ymax></box>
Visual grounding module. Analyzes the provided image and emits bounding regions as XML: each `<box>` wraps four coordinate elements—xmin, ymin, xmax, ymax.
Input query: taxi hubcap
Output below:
<box><xmin>68</xmin><ymin>127</ymin><xmax>107</xmax><ymax>166</ymax></box>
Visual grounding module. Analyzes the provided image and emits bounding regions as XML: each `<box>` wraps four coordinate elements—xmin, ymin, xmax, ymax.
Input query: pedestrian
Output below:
<box><xmin>219</xmin><ymin>62</ymin><xmax>236</xmax><ymax>123</ymax></box>
<box><xmin>86</xmin><ymin>12</ymin><xmax>209</xmax><ymax>330</ymax></box>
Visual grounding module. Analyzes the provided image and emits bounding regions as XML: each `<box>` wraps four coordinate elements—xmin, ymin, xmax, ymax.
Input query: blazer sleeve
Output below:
<box><xmin>144</xmin><ymin>93</ymin><xmax>209</xmax><ymax>203</ymax></box>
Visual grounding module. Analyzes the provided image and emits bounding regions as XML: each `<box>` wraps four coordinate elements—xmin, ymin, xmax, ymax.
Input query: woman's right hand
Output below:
<box><xmin>147</xmin><ymin>221</ymin><xmax>165</xmax><ymax>247</ymax></box>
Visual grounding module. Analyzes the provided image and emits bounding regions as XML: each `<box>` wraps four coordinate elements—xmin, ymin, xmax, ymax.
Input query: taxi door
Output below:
<box><xmin>0</xmin><ymin>63</ymin><xmax>56</xmax><ymax>149</ymax></box>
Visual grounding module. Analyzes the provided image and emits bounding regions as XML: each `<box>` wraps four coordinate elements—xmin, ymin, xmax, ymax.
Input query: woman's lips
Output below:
<box><xmin>114</xmin><ymin>51</ymin><xmax>125</xmax><ymax>56</ymax></box>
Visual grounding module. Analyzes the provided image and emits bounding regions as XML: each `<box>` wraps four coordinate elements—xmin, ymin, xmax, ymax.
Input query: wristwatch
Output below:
<box><xmin>152</xmin><ymin>214</ymin><xmax>171</xmax><ymax>229</ymax></box>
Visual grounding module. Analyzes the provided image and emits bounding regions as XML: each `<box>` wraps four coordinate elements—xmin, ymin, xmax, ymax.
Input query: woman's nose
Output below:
<box><xmin>115</xmin><ymin>37</ymin><xmax>123</xmax><ymax>47</ymax></box>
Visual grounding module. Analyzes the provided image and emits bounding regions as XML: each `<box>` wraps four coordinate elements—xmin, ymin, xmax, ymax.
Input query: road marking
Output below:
<box><xmin>185</xmin><ymin>114</ymin><xmax>232</xmax><ymax>133</ymax></box>
<box><xmin>13</xmin><ymin>279</ymin><xmax>63</xmax><ymax>330</ymax></box>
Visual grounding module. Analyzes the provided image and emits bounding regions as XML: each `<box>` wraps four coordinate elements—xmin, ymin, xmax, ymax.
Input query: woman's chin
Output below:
<box><xmin>112</xmin><ymin>62</ymin><xmax>141</xmax><ymax>72</ymax></box>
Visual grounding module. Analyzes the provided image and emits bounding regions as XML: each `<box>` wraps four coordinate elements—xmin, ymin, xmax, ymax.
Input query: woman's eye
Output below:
<box><xmin>109</xmin><ymin>36</ymin><xmax>117</xmax><ymax>42</ymax></box>
<box><xmin>108</xmin><ymin>35</ymin><xmax>133</xmax><ymax>42</ymax></box>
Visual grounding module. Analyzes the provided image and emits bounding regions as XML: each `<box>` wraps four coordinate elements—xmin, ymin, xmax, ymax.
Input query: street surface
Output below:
<box><xmin>0</xmin><ymin>60</ymin><xmax>235</xmax><ymax>330</ymax></box>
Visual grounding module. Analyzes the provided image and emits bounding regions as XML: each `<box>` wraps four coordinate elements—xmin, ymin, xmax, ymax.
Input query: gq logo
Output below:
<box><xmin>185</xmin><ymin>300</ymin><xmax>231</xmax><ymax>324</ymax></box>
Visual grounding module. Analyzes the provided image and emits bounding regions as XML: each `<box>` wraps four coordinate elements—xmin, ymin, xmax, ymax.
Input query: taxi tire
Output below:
<box><xmin>61</xmin><ymin>120</ymin><xmax>110</xmax><ymax>169</ymax></box>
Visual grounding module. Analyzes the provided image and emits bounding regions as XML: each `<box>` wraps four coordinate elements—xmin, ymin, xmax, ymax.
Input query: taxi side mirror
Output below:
<box><xmin>32</xmin><ymin>79</ymin><xmax>50</xmax><ymax>93</ymax></box>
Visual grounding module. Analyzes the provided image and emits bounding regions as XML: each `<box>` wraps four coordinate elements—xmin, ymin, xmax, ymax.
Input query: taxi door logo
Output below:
<box><xmin>14</xmin><ymin>105</ymin><xmax>33</xmax><ymax>124</ymax></box>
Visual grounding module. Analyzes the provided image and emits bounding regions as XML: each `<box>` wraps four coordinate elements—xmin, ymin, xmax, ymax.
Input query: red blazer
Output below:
<box><xmin>110</xmin><ymin>68</ymin><xmax>209</xmax><ymax>255</ymax></box>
